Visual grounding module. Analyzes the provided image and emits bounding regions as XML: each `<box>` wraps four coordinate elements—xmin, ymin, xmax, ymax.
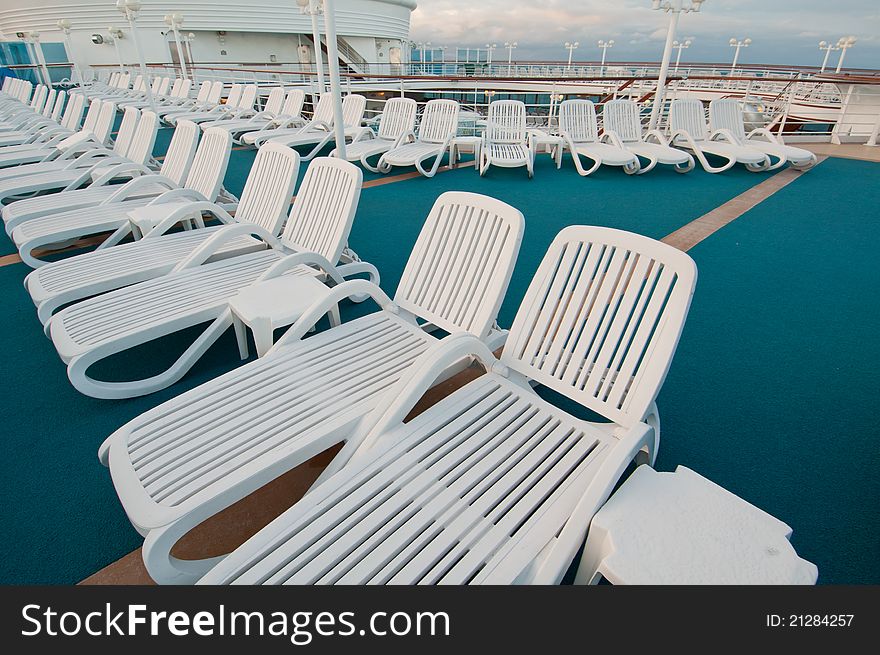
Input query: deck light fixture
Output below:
<box><xmin>164</xmin><ymin>12</ymin><xmax>188</xmax><ymax>80</ymax></box>
<box><xmin>598</xmin><ymin>39</ymin><xmax>614</xmax><ymax>75</ymax></box>
<box><xmin>297</xmin><ymin>0</ymin><xmax>326</xmax><ymax>93</ymax></box>
<box><xmin>564</xmin><ymin>41</ymin><xmax>579</xmax><ymax>70</ymax></box>
<box><xmin>672</xmin><ymin>38</ymin><xmax>692</xmax><ymax>72</ymax></box>
<box><xmin>729</xmin><ymin>37</ymin><xmax>751</xmax><ymax>73</ymax></box>
<box><xmin>107</xmin><ymin>26</ymin><xmax>126</xmax><ymax>75</ymax></box>
<box><xmin>835</xmin><ymin>36</ymin><xmax>856</xmax><ymax>73</ymax></box>
<box><xmin>116</xmin><ymin>0</ymin><xmax>155</xmax><ymax>111</ymax></box>
<box><xmin>485</xmin><ymin>43</ymin><xmax>497</xmax><ymax>66</ymax></box>
<box><xmin>817</xmin><ymin>41</ymin><xmax>838</xmax><ymax>73</ymax></box>
<box><xmin>23</xmin><ymin>32</ymin><xmax>53</xmax><ymax>87</ymax></box>
<box><xmin>56</xmin><ymin>19</ymin><xmax>84</xmax><ymax>86</ymax></box>
<box><xmin>648</xmin><ymin>0</ymin><xmax>707</xmax><ymax>130</ymax></box>
<box><xmin>504</xmin><ymin>41</ymin><xmax>517</xmax><ymax>75</ymax></box>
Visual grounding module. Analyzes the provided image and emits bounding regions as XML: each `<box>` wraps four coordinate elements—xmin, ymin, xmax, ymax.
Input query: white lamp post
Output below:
<box><xmin>56</xmin><ymin>19</ymin><xmax>84</xmax><ymax>86</ymax></box>
<box><xmin>729</xmin><ymin>37</ymin><xmax>751</xmax><ymax>73</ymax></box>
<box><xmin>318</xmin><ymin>0</ymin><xmax>346</xmax><ymax>160</ymax></box>
<box><xmin>598</xmin><ymin>39</ymin><xmax>614</xmax><ymax>75</ymax></box>
<box><xmin>648</xmin><ymin>0</ymin><xmax>707</xmax><ymax>130</ymax></box>
<box><xmin>108</xmin><ymin>27</ymin><xmax>126</xmax><ymax>75</ymax></box>
<box><xmin>672</xmin><ymin>38</ymin><xmax>691</xmax><ymax>72</ymax></box>
<box><xmin>835</xmin><ymin>36</ymin><xmax>856</xmax><ymax>73</ymax></box>
<box><xmin>185</xmin><ymin>32</ymin><xmax>195</xmax><ymax>70</ymax></box>
<box><xmin>164</xmin><ymin>12</ymin><xmax>188</xmax><ymax>80</ymax></box>
<box><xmin>485</xmin><ymin>43</ymin><xmax>496</xmax><ymax>68</ymax></box>
<box><xmin>298</xmin><ymin>0</ymin><xmax>326</xmax><ymax>93</ymax></box>
<box><xmin>505</xmin><ymin>41</ymin><xmax>517</xmax><ymax>75</ymax></box>
<box><xmin>817</xmin><ymin>41</ymin><xmax>838</xmax><ymax>73</ymax></box>
<box><xmin>116</xmin><ymin>0</ymin><xmax>155</xmax><ymax>111</ymax></box>
<box><xmin>26</xmin><ymin>33</ymin><xmax>53</xmax><ymax>87</ymax></box>
<box><xmin>564</xmin><ymin>41</ymin><xmax>579</xmax><ymax>69</ymax></box>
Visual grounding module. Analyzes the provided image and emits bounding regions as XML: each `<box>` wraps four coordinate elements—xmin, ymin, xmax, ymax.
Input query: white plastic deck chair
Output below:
<box><xmin>557</xmin><ymin>99</ymin><xmax>640</xmax><ymax>176</ymax></box>
<box><xmin>199</xmin><ymin>224</ymin><xmax>698</xmax><ymax>587</ymax></box>
<box><xmin>200</xmin><ymin>86</ymin><xmax>285</xmax><ymax>134</ymax></box>
<box><xmin>158</xmin><ymin>80</ymin><xmax>216</xmax><ymax>119</ymax></box>
<box><xmin>378</xmin><ymin>99</ymin><xmax>460</xmax><ymax>178</ymax></box>
<box><xmin>236</xmin><ymin>89</ymin><xmax>306</xmax><ymax>146</ymax></box>
<box><xmin>3</xmin><ymin>119</ymin><xmax>200</xmax><ymax>238</ymax></box>
<box><xmin>99</xmin><ymin>189</ymin><xmax>523</xmax><ymax>584</ymax></box>
<box><xmin>168</xmin><ymin>83</ymin><xmax>254</xmax><ymax>126</ymax></box>
<box><xmin>244</xmin><ymin>91</ymin><xmax>326</xmax><ymax>148</ymax></box>
<box><xmin>263</xmin><ymin>94</ymin><xmax>366</xmax><ymax>161</ymax></box>
<box><xmin>709</xmin><ymin>98</ymin><xmax>818</xmax><ymax>171</ymax></box>
<box><xmin>603</xmin><ymin>99</ymin><xmax>694</xmax><ymax>174</ymax></box>
<box><xmin>333</xmin><ymin>97</ymin><xmax>417</xmax><ymax>171</ymax></box>
<box><xmin>49</xmin><ymin>144</ymin><xmax>359</xmax><ymax>398</ymax></box>
<box><xmin>480</xmin><ymin>99</ymin><xmax>535</xmax><ymax>177</ymax></box>
<box><xmin>12</xmin><ymin>123</ymin><xmax>228</xmax><ymax>270</ymax></box>
<box><xmin>669</xmin><ymin>97</ymin><xmax>770</xmax><ymax>173</ymax></box>
<box><xmin>0</xmin><ymin>92</ymin><xmax>90</xmax><ymax>158</ymax></box>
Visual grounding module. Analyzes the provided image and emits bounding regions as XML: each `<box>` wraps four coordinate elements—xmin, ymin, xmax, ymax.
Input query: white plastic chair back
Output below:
<box><xmin>281</xmin><ymin>157</ymin><xmax>362</xmax><ymax>264</ymax></box>
<box><xmin>158</xmin><ymin>120</ymin><xmax>200</xmax><ymax>186</ymax></box>
<box><xmin>132</xmin><ymin>76</ymin><xmax>145</xmax><ymax>93</ymax></box>
<box><xmin>342</xmin><ymin>94</ymin><xmax>366</xmax><ymax>128</ymax></box>
<box><xmin>281</xmin><ymin>89</ymin><xmax>305</xmax><ymax>118</ymax></box>
<box><xmin>206</xmin><ymin>81</ymin><xmax>224</xmax><ymax>103</ymax></box>
<box><xmin>559</xmin><ymin>100</ymin><xmax>599</xmax><ymax>144</ymax></box>
<box><xmin>669</xmin><ymin>98</ymin><xmax>709</xmax><ymax>141</ymax></box>
<box><xmin>17</xmin><ymin>80</ymin><xmax>33</xmax><ymax>103</ymax></box>
<box><xmin>30</xmin><ymin>85</ymin><xmax>48</xmax><ymax>112</ymax></box>
<box><xmin>42</xmin><ymin>88</ymin><xmax>57</xmax><ymax>117</ymax></box>
<box><xmin>155</xmin><ymin>77</ymin><xmax>171</xmax><ymax>96</ymax></box>
<box><xmin>93</xmin><ymin>101</ymin><xmax>117</xmax><ymax>144</ymax></box>
<box><xmin>181</xmin><ymin>126</ymin><xmax>233</xmax><ymax>201</ymax></box>
<box><xmin>394</xmin><ymin>191</ymin><xmax>524</xmax><ymax>338</ymax></box>
<box><xmin>113</xmin><ymin>106</ymin><xmax>140</xmax><ymax>155</ymax></box>
<box><xmin>60</xmin><ymin>92</ymin><xmax>85</xmax><ymax>130</ymax></box>
<box><xmin>502</xmin><ymin>225</ymin><xmax>697</xmax><ymax>428</ymax></box>
<box><xmin>107</xmin><ymin>72</ymin><xmax>118</xmax><ymax>88</ymax></box>
<box><xmin>194</xmin><ymin>81</ymin><xmax>212</xmax><ymax>103</ymax></box>
<box><xmin>50</xmin><ymin>90</ymin><xmax>66</xmax><ymax>122</ymax></box>
<box><xmin>263</xmin><ymin>87</ymin><xmax>285</xmax><ymax>115</ymax></box>
<box><xmin>709</xmin><ymin>99</ymin><xmax>747</xmax><ymax>141</ymax></box>
<box><xmin>176</xmin><ymin>78</ymin><xmax>192</xmax><ymax>98</ymax></box>
<box><xmin>604</xmin><ymin>99</ymin><xmax>644</xmax><ymax>143</ymax></box>
<box><xmin>1</xmin><ymin>78</ymin><xmax>11</xmax><ymax>93</ymax></box>
<box><xmin>311</xmin><ymin>94</ymin><xmax>334</xmax><ymax>124</ymax></box>
<box><xmin>376</xmin><ymin>97</ymin><xmax>417</xmax><ymax>141</ymax></box>
<box><xmin>237</xmin><ymin>84</ymin><xmax>258</xmax><ymax>111</ymax></box>
<box><xmin>125</xmin><ymin>110</ymin><xmax>159</xmax><ymax>165</ymax></box>
<box><xmin>486</xmin><ymin>99</ymin><xmax>527</xmax><ymax>145</ymax></box>
<box><xmin>81</xmin><ymin>99</ymin><xmax>103</xmax><ymax>133</ymax></box>
<box><xmin>224</xmin><ymin>84</ymin><xmax>244</xmax><ymax>109</ymax></box>
<box><xmin>417</xmin><ymin>99</ymin><xmax>460</xmax><ymax>144</ymax></box>
<box><xmin>229</xmin><ymin>142</ymin><xmax>299</xmax><ymax>233</ymax></box>
<box><xmin>168</xmin><ymin>78</ymin><xmax>183</xmax><ymax>98</ymax></box>
<box><xmin>117</xmin><ymin>72</ymin><xmax>131</xmax><ymax>89</ymax></box>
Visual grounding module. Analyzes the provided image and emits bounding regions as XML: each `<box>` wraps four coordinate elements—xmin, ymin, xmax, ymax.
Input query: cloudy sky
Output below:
<box><xmin>409</xmin><ymin>0</ymin><xmax>879</xmax><ymax>69</ymax></box>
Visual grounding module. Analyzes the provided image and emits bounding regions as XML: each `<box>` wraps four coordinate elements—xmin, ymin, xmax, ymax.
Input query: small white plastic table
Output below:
<box><xmin>228</xmin><ymin>275</ymin><xmax>339</xmax><ymax>358</ymax></box>
<box><xmin>528</xmin><ymin>130</ymin><xmax>564</xmax><ymax>166</ymax></box>
<box><xmin>127</xmin><ymin>202</ymin><xmax>204</xmax><ymax>238</ymax></box>
<box><xmin>449</xmin><ymin>135</ymin><xmax>482</xmax><ymax>169</ymax></box>
<box><xmin>580</xmin><ymin>465</ymin><xmax>819</xmax><ymax>585</ymax></box>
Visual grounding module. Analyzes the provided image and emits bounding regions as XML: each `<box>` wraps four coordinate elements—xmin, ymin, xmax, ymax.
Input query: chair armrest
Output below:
<box><xmin>256</xmin><ymin>250</ymin><xmax>345</xmax><ymax>285</ymax></box>
<box><xmin>600</xmin><ymin>129</ymin><xmax>626</xmax><ymax>149</ymax></box>
<box><xmin>171</xmin><ymin>223</ymin><xmax>280</xmax><ymax>270</ymax></box>
<box><xmin>746</xmin><ymin>127</ymin><xmax>780</xmax><ymax>144</ymax></box>
<box><xmin>142</xmin><ymin>200</ymin><xmax>233</xmax><ymax>238</ymax></box>
<box><xmin>709</xmin><ymin>128</ymin><xmax>742</xmax><ymax>145</ymax></box>
<box><xmin>101</xmin><ymin>174</ymin><xmax>180</xmax><ymax>203</ymax></box>
<box><xmin>89</xmin><ymin>162</ymin><xmax>153</xmax><ymax>187</ymax></box>
<box><xmin>643</xmin><ymin>129</ymin><xmax>670</xmax><ymax>146</ymax></box>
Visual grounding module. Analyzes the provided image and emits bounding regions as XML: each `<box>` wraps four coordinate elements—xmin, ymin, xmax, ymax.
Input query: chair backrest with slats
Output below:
<box><xmin>603</xmin><ymin>100</ymin><xmax>644</xmax><ymax>143</ymax></box>
<box><xmin>42</xmin><ymin>88</ymin><xmax>57</xmax><ymax>117</ymax></box>
<box><xmin>311</xmin><ymin>94</ymin><xmax>334</xmax><ymax>124</ymax></box>
<box><xmin>263</xmin><ymin>87</ymin><xmax>285</xmax><ymax>115</ymax></box>
<box><xmin>281</xmin><ymin>157</ymin><xmax>362</xmax><ymax>264</ymax></box>
<box><xmin>158</xmin><ymin>119</ymin><xmax>200</xmax><ymax>186</ymax></box>
<box><xmin>226</xmin><ymin>142</ymin><xmax>298</xmax><ymax>232</ymax></box>
<box><xmin>175</xmin><ymin>78</ymin><xmax>192</xmax><ymax>99</ymax></box>
<box><xmin>60</xmin><ymin>92</ymin><xmax>85</xmax><ymax>130</ymax></box>
<box><xmin>181</xmin><ymin>126</ymin><xmax>233</xmax><ymax>201</ymax></box>
<box><xmin>559</xmin><ymin>99</ymin><xmax>599</xmax><ymax>144</ymax></box>
<box><xmin>341</xmin><ymin>94</ymin><xmax>366</xmax><ymax>129</ymax></box>
<box><xmin>50</xmin><ymin>90</ymin><xmax>66</xmax><ymax>121</ymax></box>
<box><xmin>155</xmin><ymin>77</ymin><xmax>171</xmax><ymax>96</ymax></box>
<box><xmin>92</xmin><ymin>101</ymin><xmax>117</xmax><ymax>144</ymax></box>
<box><xmin>237</xmin><ymin>84</ymin><xmax>258</xmax><ymax>111</ymax></box>
<box><xmin>224</xmin><ymin>84</ymin><xmax>243</xmax><ymax>109</ymax></box>
<box><xmin>502</xmin><ymin>226</ymin><xmax>697</xmax><ymax>428</ymax></box>
<box><xmin>394</xmin><ymin>191</ymin><xmax>524</xmax><ymax>338</ymax></box>
<box><xmin>124</xmin><ymin>110</ymin><xmax>159</xmax><ymax>164</ymax></box>
<box><xmin>281</xmin><ymin>89</ymin><xmax>305</xmax><ymax>118</ymax></box>
<box><xmin>207</xmin><ymin>80</ymin><xmax>224</xmax><ymax>103</ymax></box>
<box><xmin>30</xmin><ymin>85</ymin><xmax>47</xmax><ymax>111</ymax></box>
<box><xmin>132</xmin><ymin>76</ymin><xmax>145</xmax><ymax>92</ymax></box>
<box><xmin>709</xmin><ymin>98</ymin><xmax>747</xmax><ymax>141</ymax></box>
<box><xmin>117</xmin><ymin>72</ymin><xmax>131</xmax><ymax>89</ymax></box>
<box><xmin>113</xmin><ymin>106</ymin><xmax>140</xmax><ymax>155</ymax></box>
<box><xmin>168</xmin><ymin>78</ymin><xmax>183</xmax><ymax>98</ymax></box>
<box><xmin>194</xmin><ymin>80</ymin><xmax>212</xmax><ymax>102</ymax></box>
<box><xmin>17</xmin><ymin>80</ymin><xmax>33</xmax><ymax>103</ymax></box>
<box><xmin>377</xmin><ymin>97</ymin><xmax>417</xmax><ymax>141</ymax></box>
<box><xmin>81</xmin><ymin>99</ymin><xmax>103</xmax><ymax>133</ymax></box>
<box><xmin>669</xmin><ymin>98</ymin><xmax>709</xmax><ymax>142</ymax></box>
<box><xmin>417</xmin><ymin>99</ymin><xmax>460</xmax><ymax>144</ymax></box>
<box><xmin>486</xmin><ymin>100</ymin><xmax>527</xmax><ymax>145</ymax></box>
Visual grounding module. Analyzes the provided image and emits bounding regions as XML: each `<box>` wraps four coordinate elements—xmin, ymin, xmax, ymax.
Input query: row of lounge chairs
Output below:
<box><xmin>2</xmin><ymin>82</ymin><xmax>700</xmax><ymax>584</ymax></box>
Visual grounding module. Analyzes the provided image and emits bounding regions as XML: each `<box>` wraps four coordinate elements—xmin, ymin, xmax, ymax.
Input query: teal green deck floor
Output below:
<box><xmin>0</xmin><ymin>149</ymin><xmax>876</xmax><ymax>584</ymax></box>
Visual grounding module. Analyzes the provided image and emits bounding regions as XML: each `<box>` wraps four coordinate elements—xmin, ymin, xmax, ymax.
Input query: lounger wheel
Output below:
<box><xmin>623</xmin><ymin>160</ymin><xmax>640</xmax><ymax>175</ymax></box>
<box><xmin>674</xmin><ymin>155</ymin><xmax>695</xmax><ymax>174</ymax></box>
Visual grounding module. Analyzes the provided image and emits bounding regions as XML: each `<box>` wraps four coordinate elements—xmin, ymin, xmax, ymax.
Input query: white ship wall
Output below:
<box><xmin>0</xmin><ymin>0</ymin><xmax>415</xmax><ymax>69</ymax></box>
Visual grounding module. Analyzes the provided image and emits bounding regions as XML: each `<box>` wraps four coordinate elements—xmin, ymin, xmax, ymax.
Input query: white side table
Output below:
<box><xmin>449</xmin><ymin>135</ymin><xmax>482</xmax><ymax>169</ymax></box>
<box><xmin>228</xmin><ymin>275</ymin><xmax>339</xmax><ymax>358</ymax></box>
<box><xmin>579</xmin><ymin>465</ymin><xmax>818</xmax><ymax>585</ymax></box>
<box><xmin>127</xmin><ymin>202</ymin><xmax>204</xmax><ymax>238</ymax></box>
<box><xmin>528</xmin><ymin>130</ymin><xmax>564</xmax><ymax>167</ymax></box>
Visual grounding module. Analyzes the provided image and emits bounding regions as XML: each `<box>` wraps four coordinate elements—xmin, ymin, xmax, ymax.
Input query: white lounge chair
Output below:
<box><xmin>603</xmin><ymin>99</ymin><xmax>694</xmax><ymax>174</ymax></box>
<box><xmin>378</xmin><ymin>99</ymin><xmax>460</xmax><ymax>178</ymax></box>
<box><xmin>2</xmin><ymin>119</ymin><xmax>200</xmax><ymax>237</ymax></box>
<box><xmin>157</xmin><ymin>80</ymin><xmax>222</xmax><ymax>121</ymax></box>
<box><xmin>200</xmin><ymin>224</ymin><xmax>697</xmax><ymax>586</ymax></box>
<box><xmin>0</xmin><ymin>104</ymin><xmax>154</xmax><ymax>206</ymax></box>
<box><xmin>0</xmin><ymin>93</ymin><xmax>92</xmax><ymax>162</ymax></box>
<box><xmin>332</xmin><ymin>97</ymin><xmax>417</xmax><ymax>171</ymax></box>
<box><xmin>557</xmin><ymin>99</ymin><xmax>640</xmax><ymax>176</ymax></box>
<box><xmin>199</xmin><ymin>86</ymin><xmax>285</xmax><ymax>135</ymax></box>
<box><xmin>709</xmin><ymin>98</ymin><xmax>818</xmax><ymax>171</ymax></box>
<box><xmin>0</xmin><ymin>90</ymin><xmax>80</xmax><ymax>150</ymax></box>
<box><xmin>47</xmin><ymin>147</ymin><xmax>376</xmax><ymax>399</ymax></box>
<box><xmin>168</xmin><ymin>84</ymin><xmax>257</xmax><ymax>126</ymax></box>
<box><xmin>479</xmin><ymin>99</ymin><xmax>535</xmax><ymax>177</ymax></box>
<box><xmin>117</xmin><ymin>77</ymin><xmax>171</xmax><ymax>109</ymax></box>
<box><xmin>244</xmin><ymin>93</ymin><xmax>333</xmax><ymax>148</ymax></box>
<box><xmin>99</xmin><ymin>189</ymin><xmax>524</xmax><ymax>583</ymax></box>
<box><xmin>668</xmin><ymin>98</ymin><xmax>770</xmax><ymax>173</ymax></box>
<box><xmin>11</xmin><ymin>123</ymin><xmax>231</xmax><ymax>270</ymax></box>
<box><xmin>260</xmin><ymin>94</ymin><xmax>366</xmax><ymax>161</ymax></box>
